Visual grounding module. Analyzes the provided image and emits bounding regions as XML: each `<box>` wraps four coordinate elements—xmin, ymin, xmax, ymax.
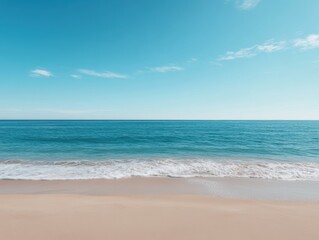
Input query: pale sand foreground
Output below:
<box><xmin>1</xmin><ymin>178</ymin><xmax>319</xmax><ymax>240</ymax></box>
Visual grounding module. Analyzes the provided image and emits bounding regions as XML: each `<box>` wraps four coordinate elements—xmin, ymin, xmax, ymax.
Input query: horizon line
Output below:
<box><xmin>0</xmin><ymin>119</ymin><xmax>318</xmax><ymax>121</ymax></box>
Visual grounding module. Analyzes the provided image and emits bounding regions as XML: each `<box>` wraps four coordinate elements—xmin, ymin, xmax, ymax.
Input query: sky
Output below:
<box><xmin>0</xmin><ymin>0</ymin><xmax>319</xmax><ymax>120</ymax></box>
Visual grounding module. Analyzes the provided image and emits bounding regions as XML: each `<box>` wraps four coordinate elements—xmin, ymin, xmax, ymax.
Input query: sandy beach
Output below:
<box><xmin>1</xmin><ymin>178</ymin><xmax>319</xmax><ymax>240</ymax></box>
<box><xmin>1</xmin><ymin>0</ymin><xmax>319</xmax><ymax>238</ymax></box>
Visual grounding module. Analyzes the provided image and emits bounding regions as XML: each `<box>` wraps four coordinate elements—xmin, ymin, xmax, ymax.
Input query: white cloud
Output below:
<box><xmin>219</xmin><ymin>40</ymin><xmax>286</xmax><ymax>61</ymax></box>
<box><xmin>257</xmin><ymin>42</ymin><xmax>285</xmax><ymax>52</ymax></box>
<box><xmin>30</xmin><ymin>69</ymin><xmax>52</xmax><ymax>77</ymax></box>
<box><xmin>149</xmin><ymin>65</ymin><xmax>184</xmax><ymax>73</ymax></box>
<box><xmin>78</xmin><ymin>69</ymin><xmax>128</xmax><ymax>79</ymax></box>
<box><xmin>219</xmin><ymin>46</ymin><xmax>256</xmax><ymax>60</ymax></box>
<box><xmin>71</xmin><ymin>74</ymin><xmax>82</xmax><ymax>79</ymax></box>
<box><xmin>237</xmin><ymin>0</ymin><xmax>261</xmax><ymax>10</ymax></box>
<box><xmin>293</xmin><ymin>34</ymin><xmax>319</xmax><ymax>50</ymax></box>
<box><xmin>218</xmin><ymin>33</ymin><xmax>319</xmax><ymax>61</ymax></box>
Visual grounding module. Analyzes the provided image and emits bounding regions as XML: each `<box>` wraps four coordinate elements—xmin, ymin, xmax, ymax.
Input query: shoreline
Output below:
<box><xmin>1</xmin><ymin>177</ymin><xmax>319</xmax><ymax>201</ymax></box>
<box><xmin>2</xmin><ymin>158</ymin><xmax>319</xmax><ymax>181</ymax></box>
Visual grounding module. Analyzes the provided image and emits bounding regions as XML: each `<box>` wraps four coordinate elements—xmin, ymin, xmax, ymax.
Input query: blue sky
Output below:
<box><xmin>0</xmin><ymin>0</ymin><xmax>319</xmax><ymax>119</ymax></box>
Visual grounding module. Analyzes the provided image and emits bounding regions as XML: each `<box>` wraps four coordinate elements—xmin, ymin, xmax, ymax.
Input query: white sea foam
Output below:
<box><xmin>0</xmin><ymin>159</ymin><xmax>319</xmax><ymax>181</ymax></box>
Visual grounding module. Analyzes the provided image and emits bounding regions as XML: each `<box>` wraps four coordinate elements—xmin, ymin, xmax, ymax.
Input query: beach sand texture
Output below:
<box><xmin>0</xmin><ymin>179</ymin><xmax>319</xmax><ymax>240</ymax></box>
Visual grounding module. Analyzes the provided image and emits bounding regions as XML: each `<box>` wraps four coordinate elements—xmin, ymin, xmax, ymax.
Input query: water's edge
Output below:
<box><xmin>1</xmin><ymin>177</ymin><xmax>319</xmax><ymax>201</ymax></box>
<box><xmin>1</xmin><ymin>159</ymin><xmax>319</xmax><ymax>181</ymax></box>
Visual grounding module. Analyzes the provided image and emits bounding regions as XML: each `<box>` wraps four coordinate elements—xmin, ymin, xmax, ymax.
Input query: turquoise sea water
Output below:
<box><xmin>0</xmin><ymin>120</ymin><xmax>318</xmax><ymax>180</ymax></box>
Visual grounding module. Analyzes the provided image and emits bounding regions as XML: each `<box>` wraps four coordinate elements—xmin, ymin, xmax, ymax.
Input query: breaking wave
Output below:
<box><xmin>1</xmin><ymin>159</ymin><xmax>319</xmax><ymax>181</ymax></box>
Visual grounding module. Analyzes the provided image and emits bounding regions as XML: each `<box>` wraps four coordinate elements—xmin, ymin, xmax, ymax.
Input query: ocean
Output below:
<box><xmin>0</xmin><ymin>120</ymin><xmax>318</xmax><ymax>180</ymax></box>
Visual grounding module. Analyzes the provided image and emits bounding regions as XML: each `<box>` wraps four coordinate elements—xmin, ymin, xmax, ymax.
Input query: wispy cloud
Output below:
<box><xmin>30</xmin><ymin>69</ymin><xmax>53</xmax><ymax>78</ymax></box>
<box><xmin>70</xmin><ymin>74</ymin><xmax>82</xmax><ymax>79</ymax></box>
<box><xmin>237</xmin><ymin>0</ymin><xmax>261</xmax><ymax>10</ymax></box>
<box><xmin>293</xmin><ymin>34</ymin><xmax>319</xmax><ymax>50</ymax></box>
<box><xmin>218</xmin><ymin>34</ymin><xmax>319</xmax><ymax>61</ymax></box>
<box><xmin>219</xmin><ymin>46</ymin><xmax>256</xmax><ymax>61</ymax></box>
<box><xmin>256</xmin><ymin>42</ymin><xmax>286</xmax><ymax>52</ymax></box>
<box><xmin>149</xmin><ymin>65</ymin><xmax>184</xmax><ymax>73</ymax></box>
<box><xmin>78</xmin><ymin>69</ymin><xmax>128</xmax><ymax>79</ymax></box>
<box><xmin>219</xmin><ymin>40</ymin><xmax>286</xmax><ymax>61</ymax></box>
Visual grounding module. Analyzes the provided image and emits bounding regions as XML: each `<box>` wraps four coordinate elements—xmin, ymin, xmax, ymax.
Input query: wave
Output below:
<box><xmin>0</xmin><ymin>159</ymin><xmax>319</xmax><ymax>181</ymax></box>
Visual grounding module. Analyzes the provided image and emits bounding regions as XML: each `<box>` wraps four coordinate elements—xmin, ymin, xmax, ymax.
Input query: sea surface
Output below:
<box><xmin>0</xmin><ymin>120</ymin><xmax>318</xmax><ymax>180</ymax></box>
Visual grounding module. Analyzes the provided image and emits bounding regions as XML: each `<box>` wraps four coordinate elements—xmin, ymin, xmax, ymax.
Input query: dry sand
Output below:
<box><xmin>0</xmin><ymin>178</ymin><xmax>319</xmax><ymax>240</ymax></box>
